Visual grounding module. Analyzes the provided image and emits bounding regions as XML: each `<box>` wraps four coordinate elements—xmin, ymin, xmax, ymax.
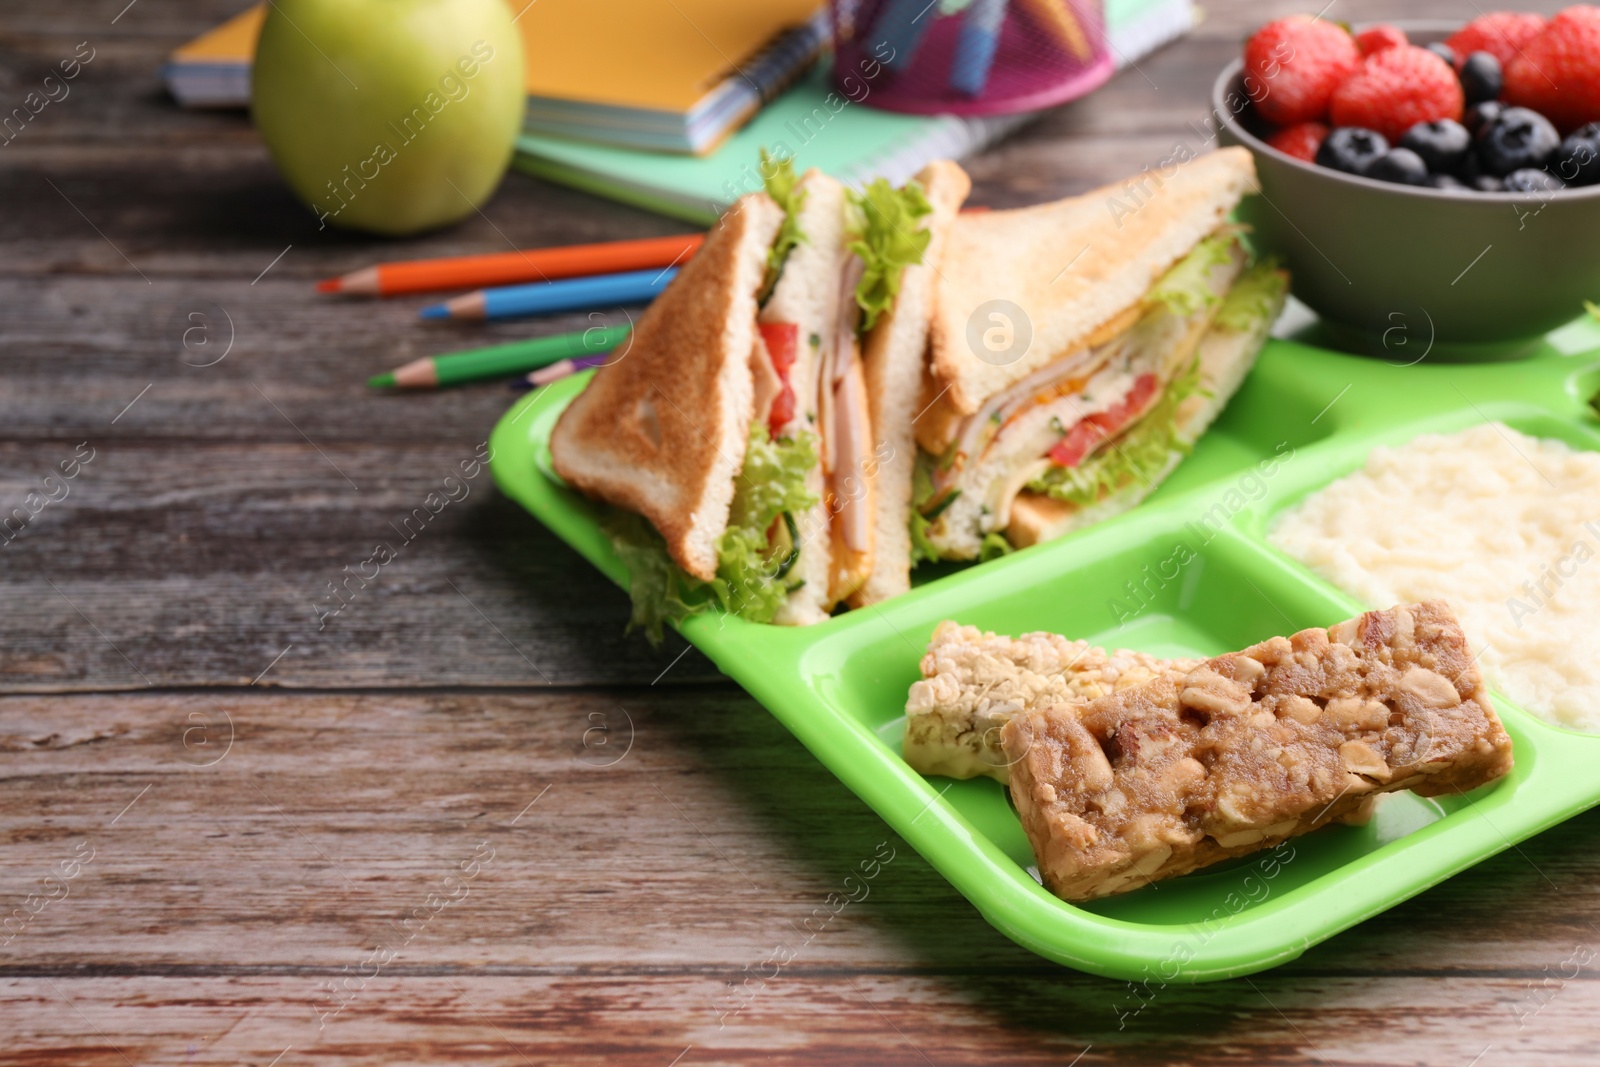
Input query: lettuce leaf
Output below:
<box><xmin>758</xmin><ymin>148</ymin><xmax>808</xmax><ymax>305</ymax></box>
<box><xmin>1145</xmin><ymin>232</ymin><xmax>1239</xmax><ymax>319</ymax></box>
<box><xmin>909</xmin><ymin>452</ymin><xmax>947</xmax><ymax>564</ymax></box>
<box><xmin>604</xmin><ymin>510</ymin><xmax>718</xmax><ymax>644</ymax></box>
<box><xmin>847</xmin><ymin>178</ymin><xmax>932</xmax><ymax>333</ymax></box>
<box><xmin>978</xmin><ymin>532</ymin><xmax>1013</xmax><ymax>561</ymax></box>
<box><xmin>1212</xmin><ymin>259</ymin><xmax>1288</xmax><ymax>333</ymax></box>
<box><xmin>1027</xmin><ymin>354</ymin><xmax>1208</xmax><ymax>509</ymax></box>
<box><xmin>712</xmin><ymin>426</ymin><xmax>819</xmax><ymax>620</ymax></box>
<box><xmin>605</xmin><ymin>426</ymin><xmax>819</xmax><ymax>643</ymax></box>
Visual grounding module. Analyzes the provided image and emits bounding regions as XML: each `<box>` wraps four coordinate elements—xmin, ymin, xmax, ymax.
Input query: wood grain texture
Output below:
<box><xmin>3</xmin><ymin>0</ymin><xmax>1597</xmax><ymax>1062</ymax></box>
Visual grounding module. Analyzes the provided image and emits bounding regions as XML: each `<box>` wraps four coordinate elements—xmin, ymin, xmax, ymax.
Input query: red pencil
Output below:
<box><xmin>316</xmin><ymin>232</ymin><xmax>705</xmax><ymax>298</ymax></box>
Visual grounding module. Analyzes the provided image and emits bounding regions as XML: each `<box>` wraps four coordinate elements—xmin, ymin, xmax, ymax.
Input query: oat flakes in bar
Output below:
<box><xmin>1002</xmin><ymin>601</ymin><xmax>1515</xmax><ymax>901</ymax></box>
<box><xmin>904</xmin><ymin>620</ymin><xmax>1201</xmax><ymax>782</ymax></box>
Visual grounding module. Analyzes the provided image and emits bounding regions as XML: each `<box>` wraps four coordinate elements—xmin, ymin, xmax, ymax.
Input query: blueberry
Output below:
<box><xmin>1503</xmin><ymin>168</ymin><xmax>1565</xmax><ymax>193</ymax></box>
<box><xmin>1464</xmin><ymin>101</ymin><xmax>1504</xmax><ymax>136</ymax></box>
<box><xmin>1477</xmin><ymin>107</ymin><xmax>1561</xmax><ymax>176</ymax></box>
<box><xmin>1472</xmin><ymin>175</ymin><xmax>1505</xmax><ymax>192</ymax></box>
<box><xmin>1426</xmin><ymin>41</ymin><xmax>1456</xmax><ymax>67</ymax></box>
<box><xmin>1551</xmin><ymin>122</ymin><xmax>1600</xmax><ymax>186</ymax></box>
<box><xmin>1366</xmin><ymin>148</ymin><xmax>1430</xmax><ymax>185</ymax></box>
<box><xmin>1426</xmin><ymin>173</ymin><xmax>1469</xmax><ymax>191</ymax></box>
<box><xmin>1401</xmin><ymin>120</ymin><xmax>1471</xmax><ymax>174</ymax></box>
<box><xmin>1316</xmin><ymin>127</ymin><xmax>1390</xmax><ymax>176</ymax></box>
<box><xmin>1459</xmin><ymin>51</ymin><xmax>1503</xmax><ymax>106</ymax></box>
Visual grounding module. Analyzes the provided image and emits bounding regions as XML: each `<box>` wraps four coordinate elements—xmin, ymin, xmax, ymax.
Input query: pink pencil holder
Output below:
<box><xmin>830</xmin><ymin>0</ymin><xmax>1113</xmax><ymax>116</ymax></box>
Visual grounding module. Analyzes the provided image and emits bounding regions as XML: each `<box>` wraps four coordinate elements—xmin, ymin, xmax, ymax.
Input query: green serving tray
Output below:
<box><xmin>489</xmin><ymin>316</ymin><xmax>1600</xmax><ymax>982</ymax></box>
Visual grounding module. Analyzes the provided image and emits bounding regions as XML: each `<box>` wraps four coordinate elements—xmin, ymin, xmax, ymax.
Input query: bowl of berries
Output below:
<box><xmin>1215</xmin><ymin>10</ymin><xmax>1600</xmax><ymax>353</ymax></box>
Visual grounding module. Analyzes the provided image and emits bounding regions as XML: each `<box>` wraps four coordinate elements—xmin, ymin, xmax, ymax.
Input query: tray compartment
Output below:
<box><xmin>798</xmin><ymin>519</ymin><xmax>1524</xmax><ymax>929</ymax></box>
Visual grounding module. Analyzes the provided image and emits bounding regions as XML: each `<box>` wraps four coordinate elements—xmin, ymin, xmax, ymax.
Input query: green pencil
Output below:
<box><xmin>368</xmin><ymin>323</ymin><xmax>633</xmax><ymax>389</ymax></box>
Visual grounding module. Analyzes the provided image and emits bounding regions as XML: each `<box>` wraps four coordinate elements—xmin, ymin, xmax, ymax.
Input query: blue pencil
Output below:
<box><xmin>951</xmin><ymin>0</ymin><xmax>1007</xmax><ymax>96</ymax></box>
<box><xmin>420</xmin><ymin>267</ymin><xmax>679</xmax><ymax>321</ymax></box>
<box><xmin>869</xmin><ymin>0</ymin><xmax>941</xmax><ymax>71</ymax></box>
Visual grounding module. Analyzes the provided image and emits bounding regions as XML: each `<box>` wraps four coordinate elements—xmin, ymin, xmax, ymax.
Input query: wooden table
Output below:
<box><xmin>4</xmin><ymin>1</ymin><xmax>1596</xmax><ymax>1062</ymax></box>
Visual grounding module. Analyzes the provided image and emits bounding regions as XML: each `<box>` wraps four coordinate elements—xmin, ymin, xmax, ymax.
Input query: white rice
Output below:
<box><xmin>1270</xmin><ymin>421</ymin><xmax>1600</xmax><ymax>732</ymax></box>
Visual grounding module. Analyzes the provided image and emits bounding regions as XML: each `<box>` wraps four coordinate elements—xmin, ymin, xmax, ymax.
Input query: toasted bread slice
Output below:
<box><xmin>550</xmin><ymin>194</ymin><xmax>785</xmax><ymax>581</ymax></box>
<box><xmin>1006</xmin><ymin>267</ymin><xmax>1285</xmax><ymax>549</ymax></box>
<box><xmin>920</xmin><ymin>148</ymin><xmax>1257</xmax><ymax>448</ymax></box>
<box><xmin>764</xmin><ymin>170</ymin><xmax>849</xmax><ymax>625</ymax></box>
<box><xmin>849</xmin><ymin>160</ymin><xmax>972</xmax><ymax>607</ymax></box>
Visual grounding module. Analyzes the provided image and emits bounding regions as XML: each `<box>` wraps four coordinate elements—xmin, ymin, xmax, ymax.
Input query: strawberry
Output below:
<box><xmin>1244</xmin><ymin>16</ymin><xmax>1362</xmax><ymax>125</ymax></box>
<box><xmin>1267</xmin><ymin>121</ymin><xmax>1330</xmax><ymax>162</ymax></box>
<box><xmin>1445</xmin><ymin>11</ymin><xmax>1547</xmax><ymax>70</ymax></box>
<box><xmin>1505</xmin><ymin>6</ymin><xmax>1600</xmax><ymax>133</ymax></box>
<box><xmin>1330</xmin><ymin>45</ymin><xmax>1464</xmax><ymax>143</ymax></box>
<box><xmin>1355</xmin><ymin>24</ymin><xmax>1407</xmax><ymax>56</ymax></box>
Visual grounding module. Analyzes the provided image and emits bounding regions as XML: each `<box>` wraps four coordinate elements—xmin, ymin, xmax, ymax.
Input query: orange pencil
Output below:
<box><xmin>316</xmin><ymin>232</ymin><xmax>705</xmax><ymax>298</ymax></box>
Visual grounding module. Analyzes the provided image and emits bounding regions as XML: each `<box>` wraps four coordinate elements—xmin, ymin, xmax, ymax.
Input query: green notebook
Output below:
<box><xmin>513</xmin><ymin>0</ymin><xmax>1194</xmax><ymax>224</ymax></box>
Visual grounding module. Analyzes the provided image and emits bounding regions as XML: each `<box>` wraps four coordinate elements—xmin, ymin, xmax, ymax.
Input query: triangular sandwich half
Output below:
<box><xmin>850</xmin><ymin>160</ymin><xmax>971</xmax><ymax>607</ymax></box>
<box><xmin>911</xmin><ymin>147</ymin><xmax>1280</xmax><ymax>562</ymax></box>
<box><xmin>551</xmin><ymin>191</ymin><xmax>783</xmax><ymax>584</ymax></box>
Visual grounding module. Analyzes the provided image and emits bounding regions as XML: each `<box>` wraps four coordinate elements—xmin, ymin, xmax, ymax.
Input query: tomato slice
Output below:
<box><xmin>758</xmin><ymin>322</ymin><xmax>800</xmax><ymax>437</ymax></box>
<box><xmin>767</xmin><ymin>388</ymin><xmax>795</xmax><ymax>434</ymax></box>
<box><xmin>1047</xmin><ymin>374</ymin><xmax>1160</xmax><ymax>468</ymax></box>
<box><xmin>759</xmin><ymin>322</ymin><xmax>799</xmax><ymax>377</ymax></box>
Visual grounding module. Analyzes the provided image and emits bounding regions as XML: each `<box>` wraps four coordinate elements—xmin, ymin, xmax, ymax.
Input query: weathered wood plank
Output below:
<box><xmin>5</xmin><ymin>972</ymin><xmax>1599</xmax><ymax>1067</ymax></box>
<box><xmin>1</xmin><ymin>691</ymin><xmax>1597</xmax><ymax>978</ymax></box>
<box><xmin>0</xmin><ymin>441</ymin><xmax>715</xmax><ymax>689</ymax></box>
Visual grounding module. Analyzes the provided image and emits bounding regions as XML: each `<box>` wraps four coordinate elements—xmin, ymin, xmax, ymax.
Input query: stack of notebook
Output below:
<box><xmin>520</xmin><ymin>0</ymin><xmax>827</xmax><ymax>154</ymax></box>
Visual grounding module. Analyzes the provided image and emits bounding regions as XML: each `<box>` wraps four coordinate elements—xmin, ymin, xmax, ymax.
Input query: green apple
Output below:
<box><xmin>252</xmin><ymin>0</ymin><xmax>525</xmax><ymax>236</ymax></box>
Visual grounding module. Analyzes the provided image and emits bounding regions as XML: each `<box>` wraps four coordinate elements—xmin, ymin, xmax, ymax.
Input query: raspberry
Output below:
<box><xmin>1505</xmin><ymin>6</ymin><xmax>1600</xmax><ymax>133</ymax></box>
<box><xmin>1244</xmin><ymin>16</ymin><xmax>1361</xmax><ymax>125</ymax></box>
<box><xmin>1330</xmin><ymin>45</ymin><xmax>1465</xmax><ymax>143</ymax></box>
<box><xmin>1445</xmin><ymin>11</ymin><xmax>1547</xmax><ymax>70</ymax></box>
<box><xmin>1267</xmin><ymin>121</ymin><xmax>1330</xmax><ymax>162</ymax></box>
<box><xmin>1355</xmin><ymin>24</ymin><xmax>1407</xmax><ymax>56</ymax></box>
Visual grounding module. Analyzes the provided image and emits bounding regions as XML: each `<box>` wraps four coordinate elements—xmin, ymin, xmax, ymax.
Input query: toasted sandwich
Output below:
<box><xmin>911</xmin><ymin>147</ymin><xmax>1287</xmax><ymax>561</ymax></box>
<box><xmin>550</xmin><ymin>154</ymin><xmax>968</xmax><ymax>639</ymax></box>
<box><xmin>850</xmin><ymin>161</ymin><xmax>969</xmax><ymax>606</ymax></box>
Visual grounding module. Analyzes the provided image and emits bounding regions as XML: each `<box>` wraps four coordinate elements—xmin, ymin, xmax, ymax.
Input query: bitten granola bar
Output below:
<box><xmin>903</xmin><ymin>620</ymin><xmax>1201</xmax><ymax>781</ymax></box>
<box><xmin>1002</xmin><ymin>601</ymin><xmax>1515</xmax><ymax>901</ymax></box>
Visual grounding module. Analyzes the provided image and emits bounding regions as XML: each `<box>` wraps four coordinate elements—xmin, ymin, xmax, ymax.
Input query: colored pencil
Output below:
<box><xmin>870</xmin><ymin>0</ymin><xmax>941</xmax><ymax>70</ymax></box>
<box><xmin>369</xmin><ymin>324</ymin><xmax>632</xmax><ymax>389</ymax></box>
<box><xmin>420</xmin><ymin>267</ymin><xmax>678</xmax><ymax>322</ymax></box>
<box><xmin>317</xmin><ymin>233</ymin><xmax>703</xmax><ymax>298</ymax></box>
<box><xmin>509</xmin><ymin>353</ymin><xmax>613</xmax><ymax>392</ymax></box>
<box><xmin>951</xmin><ymin>0</ymin><xmax>1008</xmax><ymax>96</ymax></box>
<box><xmin>1014</xmin><ymin>0</ymin><xmax>1092</xmax><ymax>61</ymax></box>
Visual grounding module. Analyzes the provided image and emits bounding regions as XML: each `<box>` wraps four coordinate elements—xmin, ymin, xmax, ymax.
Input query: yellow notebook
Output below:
<box><xmin>162</xmin><ymin>1</ymin><xmax>826</xmax><ymax>152</ymax></box>
<box><xmin>520</xmin><ymin>0</ymin><xmax>818</xmax><ymax>112</ymax></box>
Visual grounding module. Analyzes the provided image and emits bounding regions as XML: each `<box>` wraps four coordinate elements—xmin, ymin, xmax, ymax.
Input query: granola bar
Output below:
<box><xmin>1002</xmin><ymin>601</ymin><xmax>1515</xmax><ymax>901</ymax></box>
<box><xmin>903</xmin><ymin>620</ymin><xmax>1200</xmax><ymax>781</ymax></box>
